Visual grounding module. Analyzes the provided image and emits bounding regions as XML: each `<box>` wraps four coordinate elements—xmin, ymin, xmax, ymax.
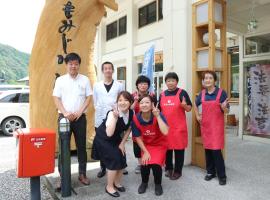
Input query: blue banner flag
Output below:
<box><xmin>141</xmin><ymin>45</ymin><xmax>155</xmax><ymax>92</ymax></box>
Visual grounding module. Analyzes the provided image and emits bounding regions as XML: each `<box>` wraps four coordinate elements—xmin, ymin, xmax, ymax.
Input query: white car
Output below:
<box><xmin>0</xmin><ymin>90</ymin><xmax>29</xmax><ymax>136</ymax></box>
<box><xmin>0</xmin><ymin>85</ymin><xmax>29</xmax><ymax>95</ymax></box>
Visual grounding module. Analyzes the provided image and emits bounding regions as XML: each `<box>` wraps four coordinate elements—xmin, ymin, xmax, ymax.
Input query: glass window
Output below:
<box><xmin>0</xmin><ymin>93</ymin><xmax>19</xmax><ymax>103</ymax></box>
<box><xmin>19</xmin><ymin>93</ymin><xmax>29</xmax><ymax>103</ymax></box>
<box><xmin>245</xmin><ymin>33</ymin><xmax>270</xmax><ymax>56</ymax></box>
<box><xmin>118</xmin><ymin>16</ymin><xmax>127</xmax><ymax>36</ymax></box>
<box><xmin>106</xmin><ymin>21</ymin><xmax>118</xmax><ymax>41</ymax></box>
<box><xmin>155</xmin><ymin>63</ymin><xmax>163</xmax><ymax>72</ymax></box>
<box><xmin>139</xmin><ymin>1</ymin><xmax>157</xmax><ymax>28</ymax></box>
<box><xmin>228</xmin><ymin>46</ymin><xmax>239</xmax><ymax>99</ymax></box>
<box><xmin>138</xmin><ymin>63</ymin><xmax>143</xmax><ymax>74</ymax></box>
<box><xmin>117</xmin><ymin>67</ymin><xmax>126</xmax><ymax>80</ymax></box>
<box><xmin>158</xmin><ymin>0</ymin><xmax>163</xmax><ymax>20</ymax></box>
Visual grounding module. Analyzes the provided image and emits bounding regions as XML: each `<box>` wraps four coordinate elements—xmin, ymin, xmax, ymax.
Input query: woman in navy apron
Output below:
<box><xmin>92</xmin><ymin>91</ymin><xmax>134</xmax><ymax>197</ymax></box>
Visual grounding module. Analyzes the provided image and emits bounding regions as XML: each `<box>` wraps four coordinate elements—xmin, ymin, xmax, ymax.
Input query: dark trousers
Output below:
<box><xmin>58</xmin><ymin>114</ymin><xmax>87</xmax><ymax>175</ymax></box>
<box><xmin>95</xmin><ymin>127</ymin><xmax>106</xmax><ymax>171</ymax></box>
<box><xmin>205</xmin><ymin>149</ymin><xmax>226</xmax><ymax>179</ymax></box>
<box><xmin>165</xmin><ymin>149</ymin><xmax>185</xmax><ymax>173</ymax></box>
<box><xmin>141</xmin><ymin>164</ymin><xmax>162</xmax><ymax>184</ymax></box>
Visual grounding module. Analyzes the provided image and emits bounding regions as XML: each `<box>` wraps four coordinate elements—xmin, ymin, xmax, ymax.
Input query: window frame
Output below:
<box><xmin>106</xmin><ymin>20</ymin><xmax>118</xmax><ymax>41</ymax></box>
<box><xmin>138</xmin><ymin>1</ymin><xmax>157</xmax><ymax>28</ymax></box>
<box><xmin>118</xmin><ymin>16</ymin><xmax>127</xmax><ymax>36</ymax></box>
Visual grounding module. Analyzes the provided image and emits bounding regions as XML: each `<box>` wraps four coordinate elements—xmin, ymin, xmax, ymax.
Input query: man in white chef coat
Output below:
<box><xmin>93</xmin><ymin>61</ymin><xmax>125</xmax><ymax>178</ymax></box>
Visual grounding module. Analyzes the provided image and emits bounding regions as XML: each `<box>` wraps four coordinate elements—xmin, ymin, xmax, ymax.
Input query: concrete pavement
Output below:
<box><xmin>45</xmin><ymin>131</ymin><xmax>270</xmax><ymax>200</ymax></box>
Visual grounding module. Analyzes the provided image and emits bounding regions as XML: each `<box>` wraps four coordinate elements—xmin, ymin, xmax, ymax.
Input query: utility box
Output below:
<box><xmin>14</xmin><ymin>128</ymin><xmax>56</xmax><ymax>178</ymax></box>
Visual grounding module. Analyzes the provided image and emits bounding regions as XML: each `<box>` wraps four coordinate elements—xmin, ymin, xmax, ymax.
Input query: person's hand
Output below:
<box><xmin>73</xmin><ymin>110</ymin><xmax>83</xmax><ymax>121</ymax></box>
<box><xmin>196</xmin><ymin>114</ymin><xmax>202</xmax><ymax>124</ymax></box>
<box><xmin>64</xmin><ymin>112</ymin><xmax>75</xmax><ymax>122</ymax></box>
<box><xmin>220</xmin><ymin>98</ymin><xmax>229</xmax><ymax>110</ymax></box>
<box><xmin>112</xmin><ymin>104</ymin><xmax>119</xmax><ymax>119</ymax></box>
<box><xmin>180</xmin><ymin>96</ymin><xmax>187</xmax><ymax>108</ymax></box>
<box><xmin>152</xmin><ymin>104</ymin><xmax>160</xmax><ymax>117</ymax></box>
<box><xmin>134</xmin><ymin>92</ymin><xmax>139</xmax><ymax>101</ymax></box>
<box><xmin>119</xmin><ymin>143</ymin><xmax>126</xmax><ymax>156</ymax></box>
<box><xmin>141</xmin><ymin>151</ymin><xmax>151</xmax><ymax>165</ymax></box>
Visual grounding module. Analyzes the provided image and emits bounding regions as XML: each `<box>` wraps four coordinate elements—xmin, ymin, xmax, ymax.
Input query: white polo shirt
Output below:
<box><xmin>53</xmin><ymin>73</ymin><xmax>92</xmax><ymax>113</ymax></box>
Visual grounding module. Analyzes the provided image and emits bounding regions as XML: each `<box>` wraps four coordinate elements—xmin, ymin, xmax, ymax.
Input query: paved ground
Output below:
<box><xmin>1</xmin><ymin>130</ymin><xmax>270</xmax><ymax>200</ymax></box>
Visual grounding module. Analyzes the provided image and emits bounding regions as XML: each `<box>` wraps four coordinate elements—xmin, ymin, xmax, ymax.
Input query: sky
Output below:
<box><xmin>0</xmin><ymin>0</ymin><xmax>45</xmax><ymax>54</ymax></box>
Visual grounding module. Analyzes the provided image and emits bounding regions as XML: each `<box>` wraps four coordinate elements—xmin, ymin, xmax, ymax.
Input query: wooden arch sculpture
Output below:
<box><xmin>29</xmin><ymin>0</ymin><xmax>117</xmax><ymax>158</ymax></box>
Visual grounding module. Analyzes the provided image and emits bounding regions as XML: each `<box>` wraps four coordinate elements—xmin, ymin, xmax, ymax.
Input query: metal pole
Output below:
<box><xmin>59</xmin><ymin>118</ymin><xmax>71</xmax><ymax>197</ymax></box>
<box><xmin>30</xmin><ymin>176</ymin><xmax>41</xmax><ymax>200</ymax></box>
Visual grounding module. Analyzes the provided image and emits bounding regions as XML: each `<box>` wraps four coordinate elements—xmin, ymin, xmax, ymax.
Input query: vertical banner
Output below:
<box><xmin>248</xmin><ymin>64</ymin><xmax>270</xmax><ymax>135</ymax></box>
<box><xmin>141</xmin><ymin>45</ymin><xmax>155</xmax><ymax>92</ymax></box>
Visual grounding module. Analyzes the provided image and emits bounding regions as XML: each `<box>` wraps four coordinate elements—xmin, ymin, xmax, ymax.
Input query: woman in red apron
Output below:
<box><xmin>194</xmin><ymin>70</ymin><xmax>229</xmax><ymax>186</ymax></box>
<box><xmin>159</xmin><ymin>72</ymin><xmax>192</xmax><ymax>180</ymax></box>
<box><xmin>131</xmin><ymin>75</ymin><xmax>157</xmax><ymax>174</ymax></box>
<box><xmin>132</xmin><ymin>94</ymin><xmax>168</xmax><ymax>196</ymax></box>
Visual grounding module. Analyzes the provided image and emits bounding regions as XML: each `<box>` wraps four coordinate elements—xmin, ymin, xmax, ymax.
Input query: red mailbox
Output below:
<box><xmin>14</xmin><ymin>128</ymin><xmax>56</xmax><ymax>178</ymax></box>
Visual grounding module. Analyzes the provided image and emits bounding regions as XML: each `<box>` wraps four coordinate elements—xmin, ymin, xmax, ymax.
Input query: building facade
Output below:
<box><xmin>95</xmin><ymin>0</ymin><xmax>270</xmax><ymax>165</ymax></box>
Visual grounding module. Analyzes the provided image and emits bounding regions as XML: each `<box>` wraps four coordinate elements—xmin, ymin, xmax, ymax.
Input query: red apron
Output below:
<box><xmin>160</xmin><ymin>88</ymin><xmax>188</xmax><ymax>150</ymax></box>
<box><xmin>132</xmin><ymin>91</ymin><xmax>155</xmax><ymax>142</ymax></box>
<box><xmin>133</xmin><ymin>115</ymin><xmax>168</xmax><ymax>166</ymax></box>
<box><xmin>201</xmin><ymin>89</ymin><xmax>225</xmax><ymax>150</ymax></box>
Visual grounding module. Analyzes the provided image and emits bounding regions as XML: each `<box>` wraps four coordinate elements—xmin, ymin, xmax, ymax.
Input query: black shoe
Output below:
<box><xmin>204</xmin><ymin>174</ymin><xmax>216</xmax><ymax>181</ymax></box>
<box><xmin>219</xmin><ymin>177</ymin><xmax>227</xmax><ymax>185</ymax></box>
<box><xmin>155</xmin><ymin>184</ymin><xmax>163</xmax><ymax>196</ymax></box>
<box><xmin>97</xmin><ymin>169</ymin><xmax>106</xmax><ymax>178</ymax></box>
<box><xmin>170</xmin><ymin>172</ymin><xmax>182</xmax><ymax>180</ymax></box>
<box><xmin>123</xmin><ymin>169</ymin><xmax>128</xmax><ymax>175</ymax></box>
<box><xmin>114</xmin><ymin>184</ymin><xmax>126</xmax><ymax>192</ymax></box>
<box><xmin>105</xmin><ymin>188</ymin><xmax>120</xmax><ymax>197</ymax></box>
<box><xmin>138</xmin><ymin>183</ymin><xmax>148</xmax><ymax>194</ymax></box>
<box><xmin>165</xmin><ymin>170</ymin><xmax>173</xmax><ymax>178</ymax></box>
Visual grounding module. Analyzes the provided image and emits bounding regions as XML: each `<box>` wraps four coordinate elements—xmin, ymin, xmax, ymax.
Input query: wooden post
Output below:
<box><xmin>192</xmin><ymin>0</ymin><xmax>227</xmax><ymax>168</ymax></box>
<box><xmin>29</xmin><ymin>0</ymin><xmax>117</xmax><ymax>159</ymax></box>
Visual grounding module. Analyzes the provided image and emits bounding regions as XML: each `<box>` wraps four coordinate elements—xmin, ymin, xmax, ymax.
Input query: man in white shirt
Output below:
<box><xmin>93</xmin><ymin>61</ymin><xmax>124</xmax><ymax>178</ymax></box>
<box><xmin>53</xmin><ymin>53</ymin><xmax>92</xmax><ymax>186</ymax></box>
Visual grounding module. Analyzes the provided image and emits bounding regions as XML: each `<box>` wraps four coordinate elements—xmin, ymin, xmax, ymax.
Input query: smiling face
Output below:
<box><xmin>102</xmin><ymin>63</ymin><xmax>114</xmax><ymax>79</ymax></box>
<box><xmin>117</xmin><ymin>95</ymin><xmax>131</xmax><ymax>112</ymax></box>
<box><xmin>139</xmin><ymin>96</ymin><xmax>153</xmax><ymax>113</ymax></box>
<box><xmin>203</xmin><ymin>73</ymin><xmax>215</xmax><ymax>88</ymax></box>
<box><xmin>166</xmin><ymin>78</ymin><xmax>178</xmax><ymax>91</ymax></box>
<box><xmin>137</xmin><ymin>82</ymin><xmax>149</xmax><ymax>93</ymax></box>
<box><xmin>66</xmin><ymin>60</ymin><xmax>80</xmax><ymax>77</ymax></box>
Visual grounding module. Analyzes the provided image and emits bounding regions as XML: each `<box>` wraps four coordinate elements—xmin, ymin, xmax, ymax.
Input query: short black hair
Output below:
<box><xmin>64</xmin><ymin>52</ymin><xmax>81</xmax><ymax>64</ymax></box>
<box><xmin>102</xmin><ymin>61</ymin><xmax>114</xmax><ymax>71</ymax></box>
<box><xmin>165</xmin><ymin>72</ymin><xmax>179</xmax><ymax>82</ymax></box>
<box><xmin>136</xmin><ymin>75</ymin><xmax>151</xmax><ymax>89</ymax></box>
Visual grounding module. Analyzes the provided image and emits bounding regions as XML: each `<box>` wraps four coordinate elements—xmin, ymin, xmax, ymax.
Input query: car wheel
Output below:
<box><xmin>1</xmin><ymin>117</ymin><xmax>25</xmax><ymax>136</ymax></box>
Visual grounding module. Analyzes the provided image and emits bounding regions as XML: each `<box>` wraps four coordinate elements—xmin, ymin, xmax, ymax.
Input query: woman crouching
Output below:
<box><xmin>132</xmin><ymin>94</ymin><xmax>169</xmax><ymax>196</ymax></box>
<box><xmin>92</xmin><ymin>91</ymin><xmax>134</xmax><ymax>198</ymax></box>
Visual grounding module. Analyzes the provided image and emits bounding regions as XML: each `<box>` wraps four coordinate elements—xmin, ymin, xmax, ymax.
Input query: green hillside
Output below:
<box><xmin>0</xmin><ymin>43</ymin><xmax>29</xmax><ymax>84</ymax></box>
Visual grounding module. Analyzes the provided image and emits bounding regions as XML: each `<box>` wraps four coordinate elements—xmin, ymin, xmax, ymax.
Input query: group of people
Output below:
<box><xmin>53</xmin><ymin>52</ymin><xmax>229</xmax><ymax>198</ymax></box>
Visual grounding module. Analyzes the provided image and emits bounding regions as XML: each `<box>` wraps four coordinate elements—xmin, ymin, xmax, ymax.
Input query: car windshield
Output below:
<box><xmin>0</xmin><ymin>93</ymin><xmax>20</xmax><ymax>103</ymax></box>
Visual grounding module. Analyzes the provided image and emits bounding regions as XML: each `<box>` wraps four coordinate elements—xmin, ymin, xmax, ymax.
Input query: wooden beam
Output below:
<box><xmin>98</xmin><ymin>0</ymin><xmax>118</xmax><ymax>11</ymax></box>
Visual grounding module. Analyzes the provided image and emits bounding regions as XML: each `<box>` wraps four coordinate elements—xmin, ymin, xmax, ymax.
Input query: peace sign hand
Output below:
<box><xmin>152</xmin><ymin>104</ymin><xmax>160</xmax><ymax>117</ymax></box>
<box><xmin>112</xmin><ymin>104</ymin><xmax>119</xmax><ymax>119</ymax></box>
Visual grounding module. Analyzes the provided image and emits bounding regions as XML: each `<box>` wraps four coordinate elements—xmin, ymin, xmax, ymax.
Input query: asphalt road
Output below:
<box><xmin>0</xmin><ymin>132</ymin><xmax>53</xmax><ymax>200</ymax></box>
